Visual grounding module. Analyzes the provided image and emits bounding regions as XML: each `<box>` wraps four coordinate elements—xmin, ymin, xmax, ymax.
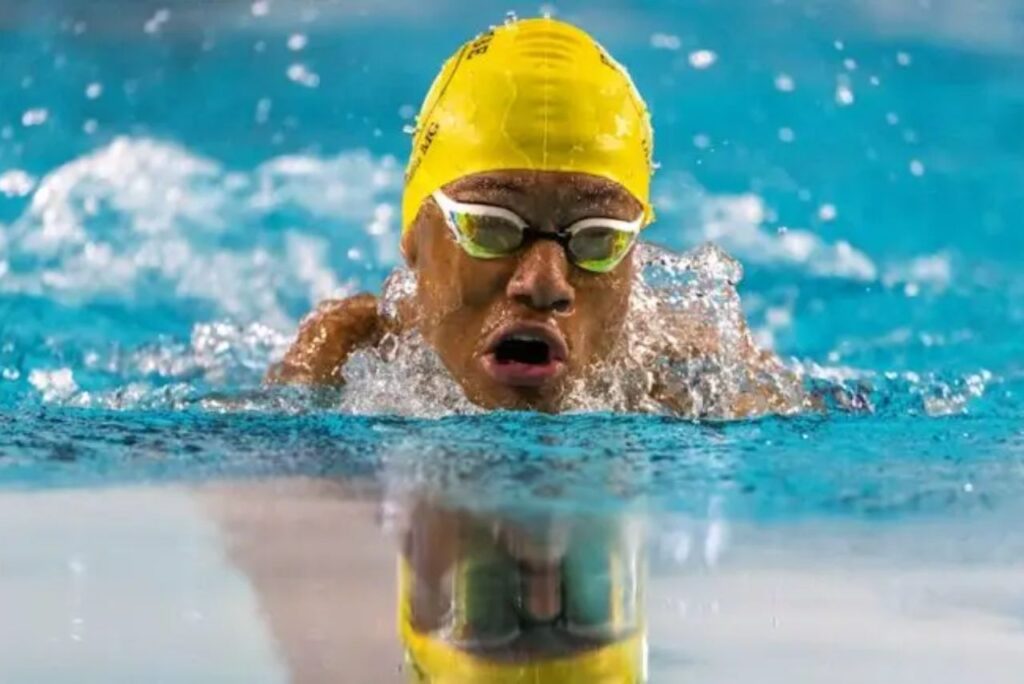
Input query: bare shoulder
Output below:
<box><xmin>647</xmin><ymin>290</ymin><xmax>807</xmax><ymax>419</ymax></box>
<box><xmin>266</xmin><ymin>293</ymin><xmax>384</xmax><ymax>387</ymax></box>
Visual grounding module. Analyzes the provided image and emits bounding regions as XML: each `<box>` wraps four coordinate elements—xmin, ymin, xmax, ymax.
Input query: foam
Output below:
<box><xmin>0</xmin><ymin>137</ymin><xmax>401</xmax><ymax>328</ymax></box>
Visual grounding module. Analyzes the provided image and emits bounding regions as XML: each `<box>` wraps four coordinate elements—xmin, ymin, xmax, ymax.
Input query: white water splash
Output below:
<box><xmin>0</xmin><ymin>170</ymin><xmax>36</xmax><ymax>198</ymax></box>
<box><xmin>28</xmin><ymin>368</ymin><xmax>78</xmax><ymax>402</ymax></box>
<box><xmin>0</xmin><ymin>137</ymin><xmax>402</xmax><ymax>328</ymax></box>
<box><xmin>333</xmin><ymin>244</ymin><xmax>807</xmax><ymax>419</ymax></box>
<box><xmin>696</xmin><ymin>193</ymin><xmax>878</xmax><ymax>281</ymax></box>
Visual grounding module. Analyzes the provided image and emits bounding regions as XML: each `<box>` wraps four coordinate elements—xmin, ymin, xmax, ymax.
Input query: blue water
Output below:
<box><xmin>3</xmin><ymin>2</ymin><xmax>1024</xmax><ymax>680</ymax></box>
<box><xmin>3</xmin><ymin>0</ymin><xmax>1023</xmax><ymax>519</ymax></box>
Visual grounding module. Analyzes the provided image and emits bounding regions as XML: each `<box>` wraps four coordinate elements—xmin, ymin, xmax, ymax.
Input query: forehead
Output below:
<box><xmin>442</xmin><ymin>170</ymin><xmax>643</xmax><ymax>222</ymax></box>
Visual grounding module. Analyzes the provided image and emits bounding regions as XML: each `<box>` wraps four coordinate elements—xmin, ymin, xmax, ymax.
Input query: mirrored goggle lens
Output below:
<box><xmin>453</xmin><ymin>212</ymin><xmax>524</xmax><ymax>258</ymax></box>
<box><xmin>567</xmin><ymin>226</ymin><xmax>636</xmax><ymax>273</ymax></box>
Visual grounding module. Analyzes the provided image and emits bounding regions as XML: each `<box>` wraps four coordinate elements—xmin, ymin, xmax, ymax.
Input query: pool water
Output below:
<box><xmin>2</xmin><ymin>0</ymin><xmax>1024</xmax><ymax>681</ymax></box>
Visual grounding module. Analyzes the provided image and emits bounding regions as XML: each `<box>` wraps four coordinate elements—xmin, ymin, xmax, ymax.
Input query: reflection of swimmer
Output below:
<box><xmin>268</xmin><ymin>17</ymin><xmax>805</xmax><ymax>416</ymax></box>
<box><xmin>397</xmin><ymin>494</ymin><xmax>647</xmax><ymax>682</ymax></box>
<box><xmin>201</xmin><ymin>479</ymin><xmax>649</xmax><ymax>683</ymax></box>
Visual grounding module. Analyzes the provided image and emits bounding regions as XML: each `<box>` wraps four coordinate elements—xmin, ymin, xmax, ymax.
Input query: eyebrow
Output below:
<box><xmin>573</xmin><ymin>186</ymin><xmax>623</xmax><ymax>203</ymax></box>
<box><xmin>459</xmin><ymin>178</ymin><xmax>528</xmax><ymax>195</ymax></box>
<box><xmin>459</xmin><ymin>180</ymin><xmax>625</xmax><ymax>203</ymax></box>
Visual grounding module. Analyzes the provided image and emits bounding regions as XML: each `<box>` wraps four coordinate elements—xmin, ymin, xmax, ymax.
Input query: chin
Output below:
<box><xmin>463</xmin><ymin>376</ymin><xmax>566</xmax><ymax>413</ymax></box>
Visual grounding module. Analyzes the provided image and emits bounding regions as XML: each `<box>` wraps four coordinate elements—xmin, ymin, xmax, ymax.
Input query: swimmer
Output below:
<box><xmin>268</xmin><ymin>17</ymin><xmax>805</xmax><ymax>417</ymax></box>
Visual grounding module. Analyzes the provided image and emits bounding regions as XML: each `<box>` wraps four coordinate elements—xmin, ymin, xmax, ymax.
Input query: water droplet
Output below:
<box><xmin>774</xmin><ymin>73</ymin><xmax>795</xmax><ymax>92</ymax></box>
<box><xmin>688</xmin><ymin>49</ymin><xmax>717</xmax><ymax>69</ymax></box>
<box><xmin>777</xmin><ymin>127</ymin><xmax>795</xmax><ymax>143</ymax></box>
<box><xmin>843</xmin><ymin>58</ymin><xmax>857</xmax><ymax>71</ymax></box>
<box><xmin>909</xmin><ymin>159</ymin><xmax>925</xmax><ymax>176</ymax></box>
<box><xmin>818</xmin><ymin>203</ymin><xmax>837</xmax><ymax>221</ymax></box>
<box><xmin>402</xmin><ymin>124</ymin><xmax>416</xmax><ymax>135</ymax></box>
<box><xmin>287</xmin><ymin>33</ymin><xmax>307</xmax><ymax>51</ymax></box>
<box><xmin>255</xmin><ymin>97</ymin><xmax>272</xmax><ymax>124</ymax></box>
<box><xmin>692</xmin><ymin>133</ymin><xmax>711</xmax><ymax>149</ymax></box>
<box><xmin>85</xmin><ymin>82</ymin><xmax>103</xmax><ymax>99</ymax></box>
<box><xmin>539</xmin><ymin>4</ymin><xmax>556</xmax><ymax>18</ymax></box>
<box><xmin>251</xmin><ymin>0</ymin><xmax>270</xmax><ymax>17</ymax></box>
<box><xmin>286</xmin><ymin>63</ymin><xmax>319</xmax><ymax>88</ymax></box>
<box><xmin>650</xmin><ymin>33</ymin><xmax>681</xmax><ymax>51</ymax></box>
<box><xmin>833</xmin><ymin>39</ymin><xmax>845</xmax><ymax>51</ymax></box>
<box><xmin>886</xmin><ymin>112</ymin><xmax>900</xmax><ymax>125</ymax></box>
<box><xmin>835</xmin><ymin>77</ymin><xmax>854</xmax><ymax>106</ymax></box>
<box><xmin>21</xmin><ymin>108</ymin><xmax>48</xmax><ymax>127</ymax></box>
<box><xmin>83</xmin><ymin>119</ymin><xmax>98</xmax><ymax>135</ymax></box>
<box><xmin>896</xmin><ymin>51</ymin><xmax>912</xmax><ymax>66</ymax></box>
<box><xmin>504</xmin><ymin>10</ymin><xmax>518</xmax><ymax>25</ymax></box>
<box><xmin>0</xmin><ymin>169</ymin><xmax>36</xmax><ymax>197</ymax></box>
<box><xmin>143</xmin><ymin>8</ymin><xmax>170</xmax><ymax>34</ymax></box>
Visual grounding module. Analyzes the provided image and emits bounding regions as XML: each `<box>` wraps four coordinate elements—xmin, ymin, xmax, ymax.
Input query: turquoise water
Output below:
<box><xmin>2</xmin><ymin>0</ymin><xmax>1023</xmax><ymax>509</ymax></box>
<box><xmin>2</xmin><ymin>1</ymin><xmax>1024</xmax><ymax>680</ymax></box>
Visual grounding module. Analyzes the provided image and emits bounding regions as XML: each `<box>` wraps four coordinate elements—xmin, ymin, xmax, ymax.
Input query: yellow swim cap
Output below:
<box><xmin>402</xmin><ymin>17</ymin><xmax>655</xmax><ymax>232</ymax></box>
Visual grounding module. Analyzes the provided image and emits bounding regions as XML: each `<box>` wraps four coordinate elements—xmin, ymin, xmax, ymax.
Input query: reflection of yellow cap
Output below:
<box><xmin>398</xmin><ymin>558</ymin><xmax>646</xmax><ymax>683</ymax></box>
<box><xmin>402</xmin><ymin>17</ymin><xmax>655</xmax><ymax>232</ymax></box>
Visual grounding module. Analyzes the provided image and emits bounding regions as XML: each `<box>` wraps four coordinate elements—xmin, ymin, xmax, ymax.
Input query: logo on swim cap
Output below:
<box><xmin>402</xmin><ymin>17</ymin><xmax>655</xmax><ymax>232</ymax></box>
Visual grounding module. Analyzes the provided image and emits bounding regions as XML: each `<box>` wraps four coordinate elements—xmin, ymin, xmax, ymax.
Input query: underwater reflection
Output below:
<box><xmin>397</xmin><ymin>496</ymin><xmax>646</xmax><ymax>682</ymax></box>
<box><xmin>201</xmin><ymin>474</ymin><xmax>650</xmax><ymax>683</ymax></box>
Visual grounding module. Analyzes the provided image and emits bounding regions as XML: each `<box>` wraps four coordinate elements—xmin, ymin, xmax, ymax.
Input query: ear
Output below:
<box><xmin>401</xmin><ymin>200</ymin><xmax>436</xmax><ymax>268</ymax></box>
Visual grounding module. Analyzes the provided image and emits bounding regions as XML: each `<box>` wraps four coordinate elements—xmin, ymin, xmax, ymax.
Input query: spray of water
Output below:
<box><xmin>333</xmin><ymin>243</ymin><xmax>808</xmax><ymax>419</ymax></box>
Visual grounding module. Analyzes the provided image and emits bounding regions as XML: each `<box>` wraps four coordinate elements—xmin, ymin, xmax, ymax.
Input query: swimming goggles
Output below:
<box><xmin>432</xmin><ymin>190</ymin><xmax>644</xmax><ymax>274</ymax></box>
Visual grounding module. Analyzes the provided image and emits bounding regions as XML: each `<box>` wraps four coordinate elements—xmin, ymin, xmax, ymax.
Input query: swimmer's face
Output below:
<box><xmin>401</xmin><ymin>170</ymin><xmax>641</xmax><ymax>411</ymax></box>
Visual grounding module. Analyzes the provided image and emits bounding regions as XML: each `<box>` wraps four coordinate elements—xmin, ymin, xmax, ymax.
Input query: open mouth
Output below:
<box><xmin>481</xmin><ymin>323</ymin><xmax>568</xmax><ymax>388</ymax></box>
<box><xmin>494</xmin><ymin>337</ymin><xmax>554</xmax><ymax>366</ymax></box>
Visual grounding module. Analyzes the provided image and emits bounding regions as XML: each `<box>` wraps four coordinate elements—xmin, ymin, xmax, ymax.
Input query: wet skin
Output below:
<box><xmin>267</xmin><ymin>169</ymin><xmax>803</xmax><ymax>415</ymax></box>
<box><xmin>268</xmin><ymin>169</ymin><xmax>642</xmax><ymax>412</ymax></box>
<box><xmin>400</xmin><ymin>170</ymin><xmax>642</xmax><ymax>411</ymax></box>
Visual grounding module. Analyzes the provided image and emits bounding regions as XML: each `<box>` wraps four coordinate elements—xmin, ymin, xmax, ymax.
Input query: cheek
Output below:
<box><xmin>415</xmin><ymin>240</ymin><xmax>512</xmax><ymax>333</ymax></box>
<box><xmin>569</xmin><ymin>271</ymin><xmax>632</xmax><ymax>358</ymax></box>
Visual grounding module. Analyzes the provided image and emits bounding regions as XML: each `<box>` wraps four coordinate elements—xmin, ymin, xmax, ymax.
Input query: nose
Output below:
<box><xmin>506</xmin><ymin>240</ymin><xmax>575</xmax><ymax>314</ymax></box>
